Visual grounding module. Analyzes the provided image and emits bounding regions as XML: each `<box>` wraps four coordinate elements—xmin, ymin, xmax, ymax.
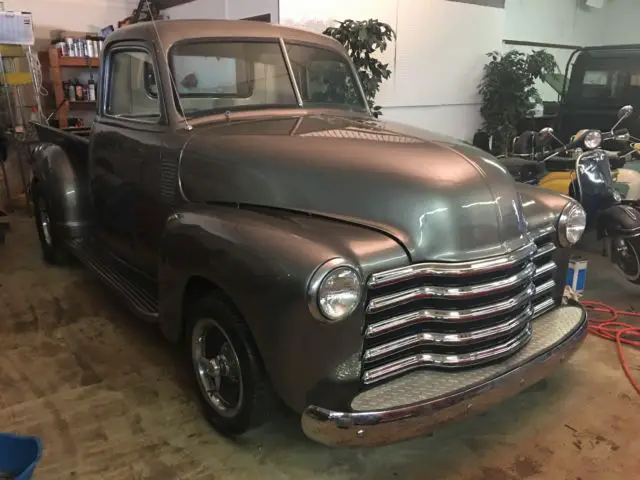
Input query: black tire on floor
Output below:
<box><xmin>31</xmin><ymin>181</ymin><xmax>70</xmax><ymax>265</ymax></box>
<box><xmin>186</xmin><ymin>293</ymin><xmax>278</xmax><ymax>436</ymax></box>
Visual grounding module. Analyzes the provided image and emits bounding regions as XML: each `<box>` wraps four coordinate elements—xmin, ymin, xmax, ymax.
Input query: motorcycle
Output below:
<box><xmin>499</xmin><ymin>105</ymin><xmax>640</xmax><ymax>284</ymax></box>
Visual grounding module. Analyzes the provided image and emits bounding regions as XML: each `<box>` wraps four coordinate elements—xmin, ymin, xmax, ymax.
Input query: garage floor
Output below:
<box><xmin>0</xmin><ymin>214</ymin><xmax>638</xmax><ymax>480</ymax></box>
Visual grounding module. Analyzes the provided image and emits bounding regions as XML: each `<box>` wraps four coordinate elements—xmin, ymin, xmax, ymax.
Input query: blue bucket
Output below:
<box><xmin>0</xmin><ymin>433</ymin><xmax>42</xmax><ymax>480</ymax></box>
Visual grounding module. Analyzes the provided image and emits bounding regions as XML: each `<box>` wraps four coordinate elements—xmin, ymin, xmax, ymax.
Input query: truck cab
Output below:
<box><xmin>31</xmin><ymin>19</ymin><xmax>588</xmax><ymax>447</ymax></box>
<box><xmin>557</xmin><ymin>45</ymin><xmax>640</xmax><ymax>142</ymax></box>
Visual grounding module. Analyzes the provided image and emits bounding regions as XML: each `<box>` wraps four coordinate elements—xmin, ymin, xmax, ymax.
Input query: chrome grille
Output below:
<box><xmin>362</xmin><ymin>225</ymin><xmax>558</xmax><ymax>385</ymax></box>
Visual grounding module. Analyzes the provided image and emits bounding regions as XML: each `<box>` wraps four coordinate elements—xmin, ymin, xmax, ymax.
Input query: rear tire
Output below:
<box><xmin>31</xmin><ymin>182</ymin><xmax>71</xmax><ymax>265</ymax></box>
<box><xmin>186</xmin><ymin>293</ymin><xmax>278</xmax><ymax>436</ymax></box>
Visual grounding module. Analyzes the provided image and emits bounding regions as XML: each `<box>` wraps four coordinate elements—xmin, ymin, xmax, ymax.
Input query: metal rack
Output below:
<box><xmin>0</xmin><ymin>43</ymin><xmax>43</xmax><ymax>214</ymax></box>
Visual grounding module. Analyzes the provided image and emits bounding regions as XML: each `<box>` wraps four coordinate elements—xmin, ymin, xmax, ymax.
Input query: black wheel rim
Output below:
<box><xmin>191</xmin><ymin>318</ymin><xmax>243</xmax><ymax>418</ymax></box>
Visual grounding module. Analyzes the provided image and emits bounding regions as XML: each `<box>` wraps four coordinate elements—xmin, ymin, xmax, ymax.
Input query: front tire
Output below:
<box><xmin>186</xmin><ymin>294</ymin><xmax>278</xmax><ymax>436</ymax></box>
<box><xmin>609</xmin><ymin>236</ymin><xmax>640</xmax><ymax>284</ymax></box>
<box><xmin>31</xmin><ymin>182</ymin><xmax>70</xmax><ymax>265</ymax></box>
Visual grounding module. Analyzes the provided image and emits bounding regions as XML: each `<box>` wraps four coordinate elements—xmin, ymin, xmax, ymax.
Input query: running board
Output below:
<box><xmin>67</xmin><ymin>238</ymin><xmax>159</xmax><ymax>321</ymax></box>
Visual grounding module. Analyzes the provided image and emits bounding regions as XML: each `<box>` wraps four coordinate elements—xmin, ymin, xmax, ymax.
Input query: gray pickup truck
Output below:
<box><xmin>31</xmin><ymin>19</ymin><xmax>588</xmax><ymax>447</ymax></box>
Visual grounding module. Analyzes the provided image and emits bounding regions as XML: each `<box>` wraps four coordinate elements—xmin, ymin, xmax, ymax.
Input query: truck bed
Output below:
<box><xmin>32</xmin><ymin>123</ymin><xmax>90</xmax><ymax>164</ymax></box>
<box><xmin>33</xmin><ymin>122</ymin><xmax>90</xmax><ymax>144</ymax></box>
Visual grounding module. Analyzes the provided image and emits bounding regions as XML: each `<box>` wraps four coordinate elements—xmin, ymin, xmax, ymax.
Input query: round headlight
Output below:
<box><xmin>558</xmin><ymin>202</ymin><xmax>587</xmax><ymax>247</ymax></box>
<box><xmin>308</xmin><ymin>259</ymin><xmax>362</xmax><ymax>322</ymax></box>
<box><xmin>613</xmin><ymin>189</ymin><xmax>622</xmax><ymax>202</ymax></box>
<box><xmin>583</xmin><ymin>130</ymin><xmax>602</xmax><ymax>150</ymax></box>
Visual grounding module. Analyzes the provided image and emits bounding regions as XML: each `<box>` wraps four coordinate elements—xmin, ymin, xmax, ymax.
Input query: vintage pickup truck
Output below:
<box><xmin>31</xmin><ymin>19</ymin><xmax>588</xmax><ymax>447</ymax></box>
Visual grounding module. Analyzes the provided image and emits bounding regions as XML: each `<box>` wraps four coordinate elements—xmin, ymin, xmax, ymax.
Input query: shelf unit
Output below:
<box><xmin>40</xmin><ymin>47</ymin><xmax>99</xmax><ymax>128</ymax></box>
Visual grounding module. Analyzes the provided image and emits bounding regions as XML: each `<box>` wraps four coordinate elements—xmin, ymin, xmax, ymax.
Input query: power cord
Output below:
<box><xmin>581</xmin><ymin>300</ymin><xmax>640</xmax><ymax>395</ymax></box>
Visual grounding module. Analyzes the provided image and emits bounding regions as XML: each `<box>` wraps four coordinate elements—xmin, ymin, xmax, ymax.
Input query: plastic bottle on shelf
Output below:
<box><xmin>68</xmin><ymin>80</ymin><xmax>76</xmax><ymax>102</ymax></box>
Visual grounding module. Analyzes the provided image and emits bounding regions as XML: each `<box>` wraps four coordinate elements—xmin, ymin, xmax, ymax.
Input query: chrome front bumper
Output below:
<box><xmin>301</xmin><ymin>303</ymin><xmax>587</xmax><ymax>447</ymax></box>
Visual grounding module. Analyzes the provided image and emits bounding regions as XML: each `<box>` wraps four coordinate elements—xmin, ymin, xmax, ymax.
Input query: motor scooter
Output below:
<box><xmin>499</xmin><ymin>106</ymin><xmax>640</xmax><ymax>284</ymax></box>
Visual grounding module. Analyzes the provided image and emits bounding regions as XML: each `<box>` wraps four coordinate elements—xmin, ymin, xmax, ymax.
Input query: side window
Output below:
<box><xmin>107</xmin><ymin>50</ymin><xmax>161</xmax><ymax>121</ymax></box>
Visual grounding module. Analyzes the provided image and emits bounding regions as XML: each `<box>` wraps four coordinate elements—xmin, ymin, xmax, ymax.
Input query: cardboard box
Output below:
<box><xmin>566</xmin><ymin>257</ymin><xmax>588</xmax><ymax>293</ymax></box>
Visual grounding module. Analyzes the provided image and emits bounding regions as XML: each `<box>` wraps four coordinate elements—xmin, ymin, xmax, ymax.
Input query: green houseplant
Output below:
<box><xmin>323</xmin><ymin>19</ymin><xmax>395</xmax><ymax>117</ymax></box>
<box><xmin>478</xmin><ymin>49</ymin><xmax>557</xmax><ymax>153</ymax></box>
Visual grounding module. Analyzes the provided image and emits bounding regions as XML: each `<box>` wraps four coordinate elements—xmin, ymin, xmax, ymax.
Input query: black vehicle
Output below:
<box><xmin>556</xmin><ymin>45</ymin><xmax>640</xmax><ymax>143</ymax></box>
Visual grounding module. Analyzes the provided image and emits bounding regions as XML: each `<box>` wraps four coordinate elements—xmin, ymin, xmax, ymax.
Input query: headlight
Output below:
<box><xmin>308</xmin><ymin>259</ymin><xmax>363</xmax><ymax>322</ymax></box>
<box><xmin>558</xmin><ymin>202</ymin><xmax>587</xmax><ymax>247</ymax></box>
<box><xmin>583</xmin><ymin>130</ymin><xmax>602</xmax><ymax>150</ymax></box>
<box><xmin>613</xmin><ymin>189</ymin><xmax>622</xmax><ymax>202</ymax></box>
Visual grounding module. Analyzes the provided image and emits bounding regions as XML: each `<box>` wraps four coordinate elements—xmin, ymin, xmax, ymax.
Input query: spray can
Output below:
<box><xmin>65</xmin><ymin>37</ymin><xmax>74</xmax><ymax>56</ymax></box>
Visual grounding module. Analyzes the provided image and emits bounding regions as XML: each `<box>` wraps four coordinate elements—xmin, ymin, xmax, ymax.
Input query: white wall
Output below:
<box><xmin>503</xmin><ymin>0</ymin><xmax>609</xmax><ymax>102</ymax></box>
<box><xmin>4</xmin><ymin>0</ymin><xmax>137</xmax><ymax>46</ymax></box>
<box><xmin>601</xmin><ymin>0</ymin><xmax>640</xmax><ymax>45</ymax></box>
<box><xmin>503</xmin><ymin>0</ymin><xmax>640</xmax><ymax>102</ymax></box>
<box><xmin>166</xmin><ymin>0</ymin><xmax>278</xmax><ymax>22</ymax></box>
<box><xmin>504</xmin><ymin>0</ymin><xmax>605</xmax><ymax>46</ymax></box>
<box><xmin>280</xmin><ymin>0</ymin><xmax>505</xmax><ymax>141</ymax></box>
<box><xmin>165</xmin><ymin>0</ymin><xmax>226</xmax><ymax>20</ymax></box>
<box><xmin>227</xmin><ymin>0</ymin><xmax>279</xmax><ymax>21</ymax></box>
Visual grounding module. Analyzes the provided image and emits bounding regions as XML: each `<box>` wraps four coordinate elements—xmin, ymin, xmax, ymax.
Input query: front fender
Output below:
<box><xmin>597</xmin><ymin>204</ymin><xmax>640</xmax><ymax>238</ymax></box>
<box><xmin>158</xmin><ymin>205</ymin><xmax>407</xmax><ymax>412</ymax></box>
<box><xmin>30</xmin><ymin>142</ymin><xmax>91</xmax><ymax>237</ymax></box>
<box><xmin>517</xmin><ymin>183</ymin><xmax>571</xmax><ymax>231</ymax></box>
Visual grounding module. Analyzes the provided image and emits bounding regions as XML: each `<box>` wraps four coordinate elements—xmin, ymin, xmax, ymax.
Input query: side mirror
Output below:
<box><xmin>618</xmin><ymin>105</ymin><xmax>634</xmax><ymax>120</ymax></box>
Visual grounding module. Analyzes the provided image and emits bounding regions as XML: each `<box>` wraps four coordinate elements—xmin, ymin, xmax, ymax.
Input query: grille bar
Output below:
<box><xmin>535</xmin><ymin>261</ymin><xmax>557</xmax><ymax>278</ymax></box>
<box><xmin>534</xmin><ymin>279</ymin><xmax>555</xmax><ymax>297</ymax></box>
<box><xmin>362</xmin><ymin>324</ymin><xmax>533</xmax><ymax>385</ymax></box>
<box><xmin>362</xmin><ymin>224</ymin><xmax>559</xmax><ymax>386</ymax></box>
<box><xmin>531</xmin><ymin>224</ymin><xmax>555</xmax><ymax>240</ymax></box>
<box><xmin>533</xmin><ymin>297</ymin><xmax>556</xmax><ymax>317</ymax></box>
<box><xmin>367</xmin><ymin>263</ymin><xmax>536</xmax><ymax>313</ymax></box>
<box><xmin>367</xmin><ymin>242</ymin><xmax>537</xmax><ymax>288</ymax></box>
<box><xmin>363</xmin><ymin>305</ymin><xmax>534</xmax><ymax>362</ymax></box>
<box><xmin>534</xmin><ymin>243</ymin><xmax>556</xmax><ymax>259</ymax></box>
<box><xmin>365</xmin><ymin>283</ymin><xmax>535</xmax><ymax>338</ymax></box>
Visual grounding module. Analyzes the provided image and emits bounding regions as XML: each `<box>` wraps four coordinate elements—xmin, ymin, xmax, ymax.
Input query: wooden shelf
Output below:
<box><xmin>40</xmin><ymin>45</ymin><xmax>100</xmax><ymax>128</ymax></box>
<box><xmin>57</xmin><ymin>56</ymin><xmax>100</xmax><ymax>68</ymax></box>
<box><xmin>68</xmin><ymin>100</ymin><xmax>96</xmax><ymax>107</ymax></box>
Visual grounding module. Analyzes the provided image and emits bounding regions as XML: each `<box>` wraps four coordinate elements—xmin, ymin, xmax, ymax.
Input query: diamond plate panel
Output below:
<box><xmin>351</xmin><ymin>304</ymin><xmax>584</xmax><ymax>411</ymax></box>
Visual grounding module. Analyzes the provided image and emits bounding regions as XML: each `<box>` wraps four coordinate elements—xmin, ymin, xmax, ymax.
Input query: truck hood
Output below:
<box><xmin>179</xmin><ymin>114</ymin><xmax>530</xmax><ymax>262</ymax></box>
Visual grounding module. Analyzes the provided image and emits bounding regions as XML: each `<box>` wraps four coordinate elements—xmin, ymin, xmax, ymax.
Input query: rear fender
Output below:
<box><xmin>30</xmin><ymin>142</ymin><xmax>92</xmax><ymax>237</ymax></box>
<box><xmin>597</xmin><ymin>204</ymin><xmax>640</xmax><ymax>238</ymax></box>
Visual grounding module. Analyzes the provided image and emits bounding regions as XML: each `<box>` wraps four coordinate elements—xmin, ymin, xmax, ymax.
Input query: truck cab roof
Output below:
<box><xmin>105</xmin><ymin>19</ymin><xmax>343</xmax><ymax>54</ymax></box>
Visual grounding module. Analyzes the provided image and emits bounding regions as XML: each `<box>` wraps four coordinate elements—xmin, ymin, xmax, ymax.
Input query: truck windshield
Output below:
<box><xmin>167</xmin><ymin>40</ymin><xmax>367</xmax><ymax>118</ymax></box>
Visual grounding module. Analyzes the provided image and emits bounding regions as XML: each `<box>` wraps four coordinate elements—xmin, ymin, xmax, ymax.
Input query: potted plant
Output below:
<box><xmin>323</xmin><ymin>19</ymin><xmax>395</xmax><ymax>117</ymax></box>
<box><xmin>477</xmin><ymin>49</ymin><xmax>557</xmax><ymax>154</ymax></box>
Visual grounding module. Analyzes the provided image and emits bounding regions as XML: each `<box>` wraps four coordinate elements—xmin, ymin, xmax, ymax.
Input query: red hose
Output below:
<box><xmin>581</xmin><ymin>300</ymin><xmax>640</xmax><ymax>395</ymax></box>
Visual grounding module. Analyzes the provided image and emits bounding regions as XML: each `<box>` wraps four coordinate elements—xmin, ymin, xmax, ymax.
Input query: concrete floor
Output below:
<box><xmin>0</xmin><ymin>214</ymin><xmax>638</xmax><ymax>480</ymax></box>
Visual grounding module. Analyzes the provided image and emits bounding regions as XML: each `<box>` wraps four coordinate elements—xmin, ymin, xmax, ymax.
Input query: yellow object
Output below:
<box><xmin>1</xmin><ymin>71</ymin><xmax>32</xmax><ymax>86</ymax></box>
<box><xmin>0</xmin><ymin>45</ymin><xmax>25</xmax><ymax>57</ymax></box>
<box><xmin>539</xmin><ymin>170</ymin><xmax>574</xmax><ymax>195</ymax></box>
